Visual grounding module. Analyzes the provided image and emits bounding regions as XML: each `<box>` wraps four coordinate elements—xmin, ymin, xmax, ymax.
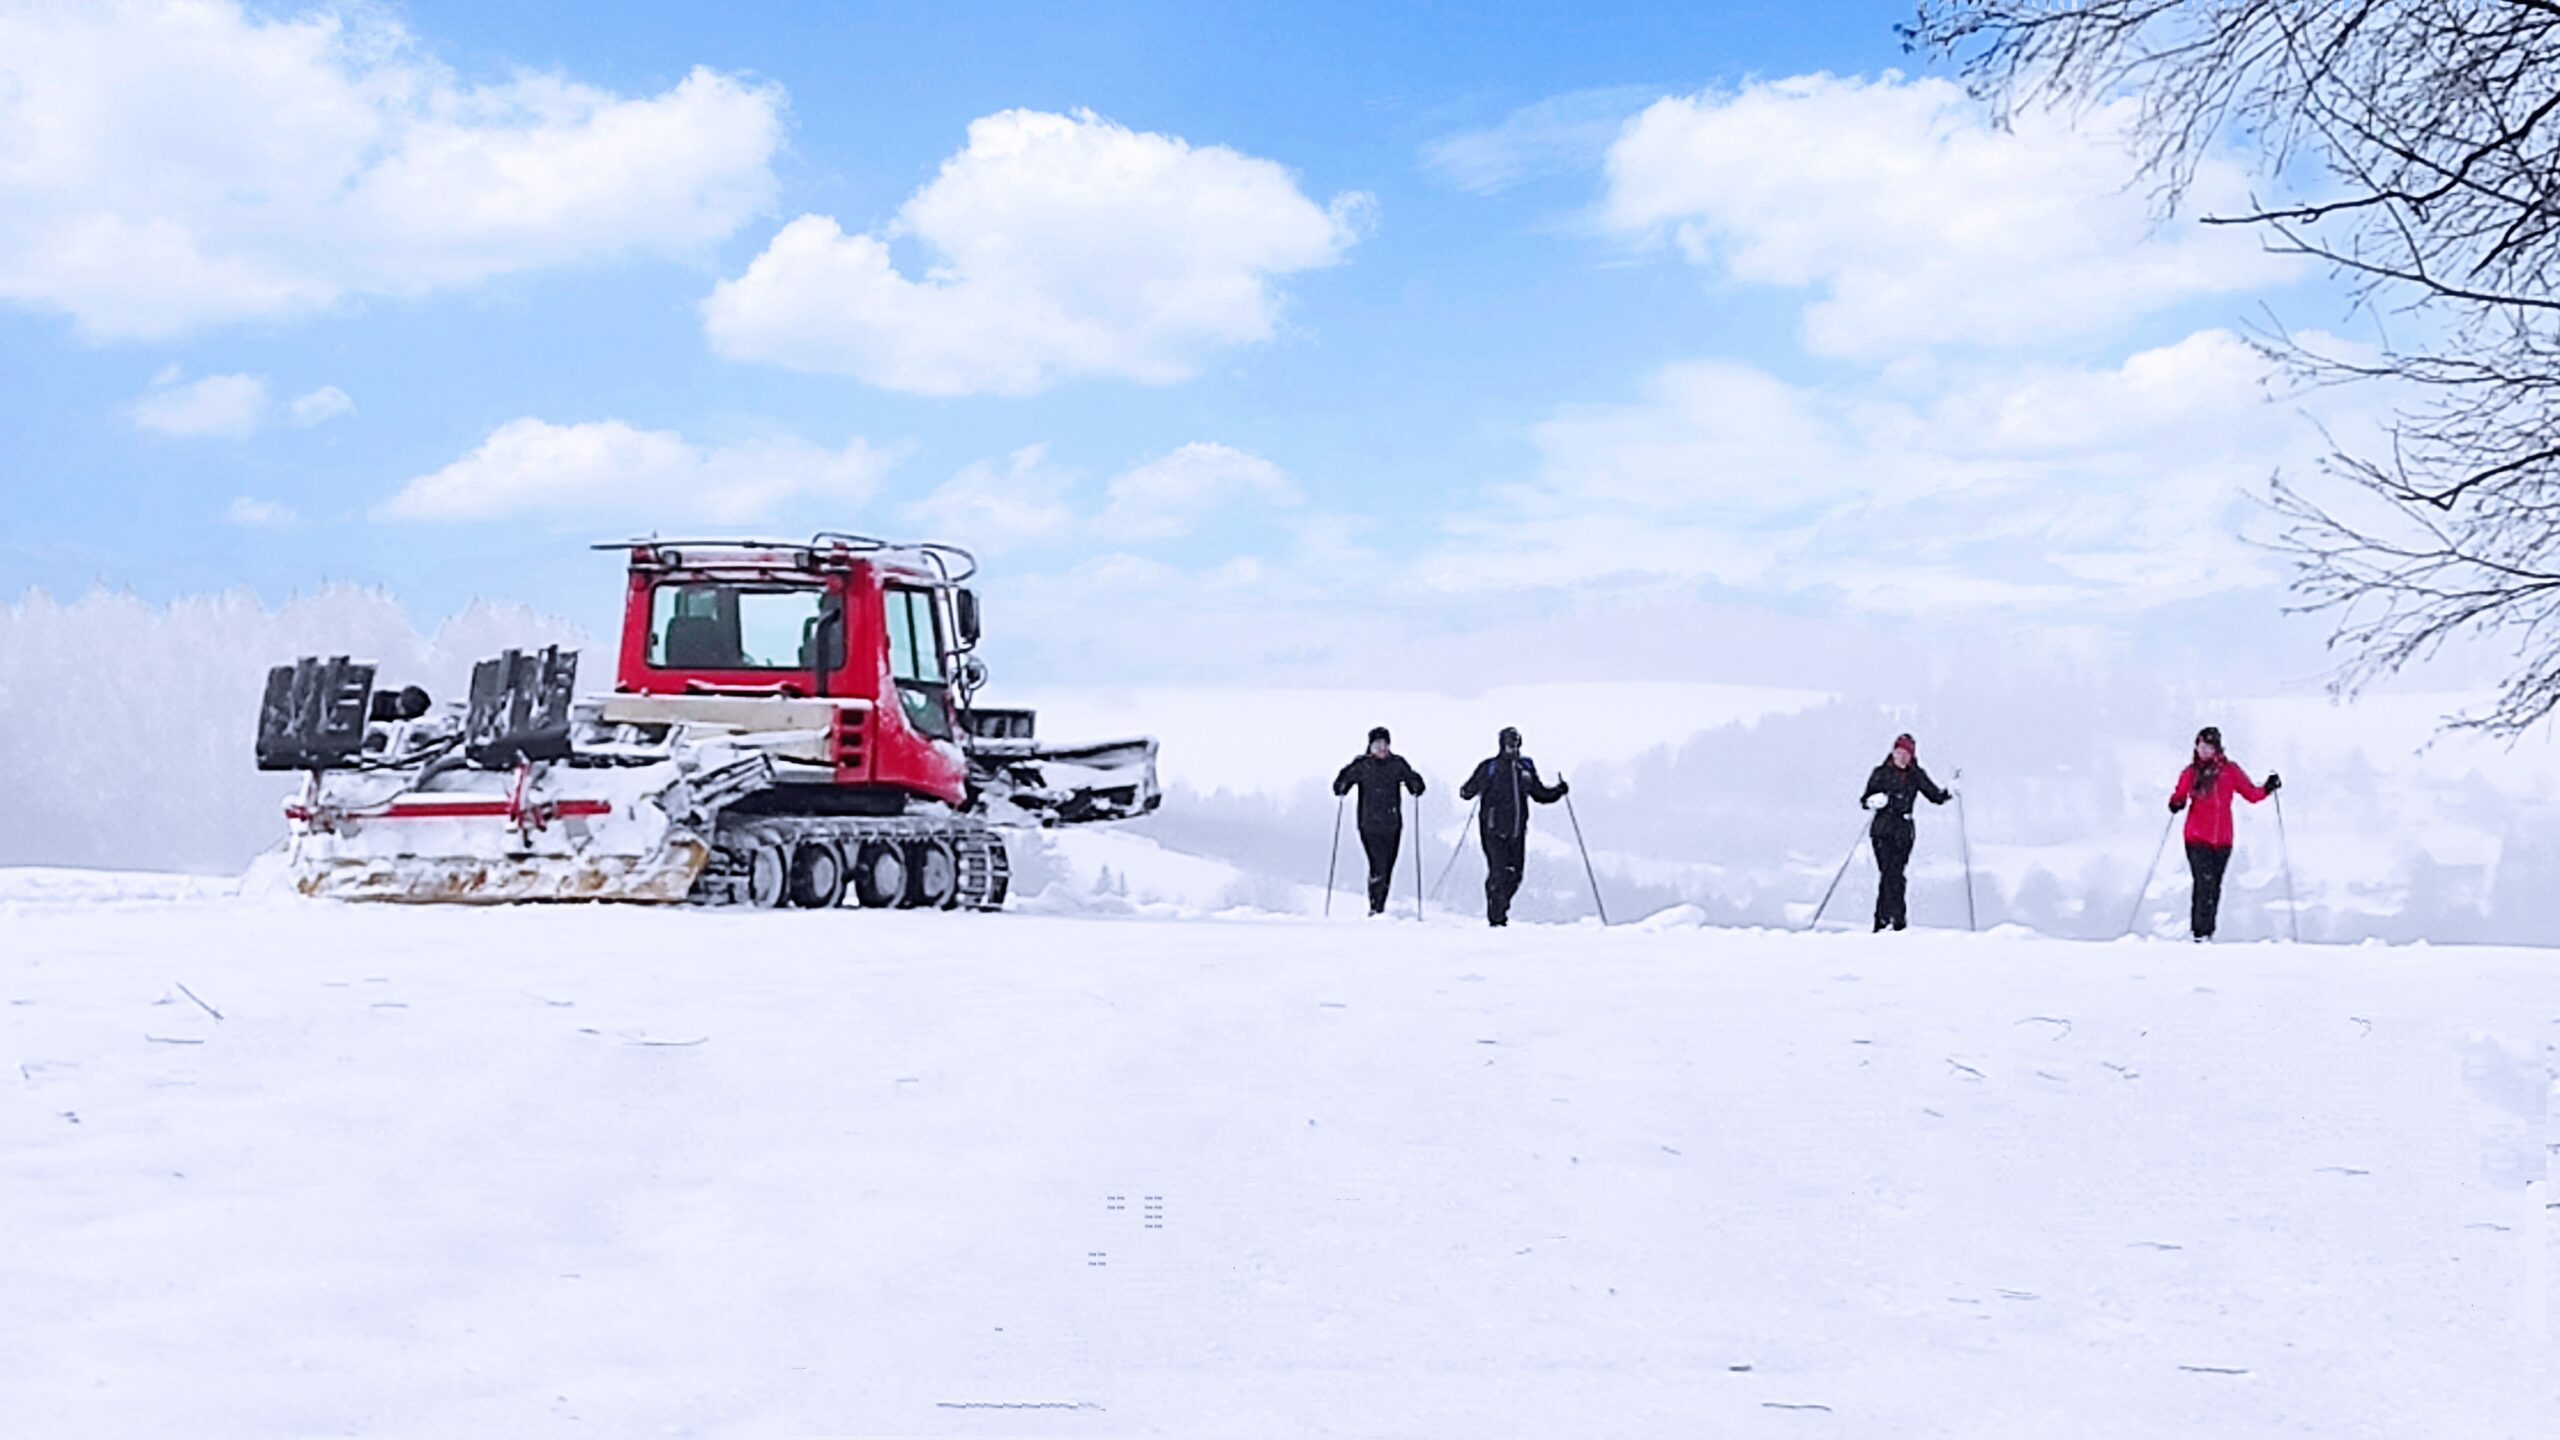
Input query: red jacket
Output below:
<box><xmin>2171</xmin><ymin>760</ymin><xmax>2268</xmax><ymax>849</ymax></box>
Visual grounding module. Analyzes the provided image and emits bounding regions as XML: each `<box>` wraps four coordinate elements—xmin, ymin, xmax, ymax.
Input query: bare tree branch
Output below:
<box><xmin>1909</xmin><ymin>0</ymin><xmax>2560</xmax><ymax>738</ymax></box>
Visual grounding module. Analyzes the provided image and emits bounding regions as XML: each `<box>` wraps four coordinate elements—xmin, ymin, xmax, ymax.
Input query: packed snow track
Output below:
<box><xmin>3</xmin><ymin>880</ymin><xmax>2554</xmax><ymax>1436</ymax></box>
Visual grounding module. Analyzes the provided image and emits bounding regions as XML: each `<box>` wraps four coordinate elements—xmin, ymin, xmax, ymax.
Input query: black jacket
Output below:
<box><xmin>1861</xmin><ymin>761</ymin><xmax>1949</xmax><ymax>827</ymax></box>
<box><xmin>1334</xmin><ymin>753</ymin><xmax>1425</xmax><ymax>830</ymax></box>
<box><xmin>1461</xmin><ymin>753</ymin><xmax>1567</xmax><ymax>841</ymax></box>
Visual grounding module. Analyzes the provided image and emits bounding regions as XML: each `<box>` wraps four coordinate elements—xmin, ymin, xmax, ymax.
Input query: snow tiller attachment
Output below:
<box><xmin>256</xmin><ymin>535</ymin><xmax>1160</xmax><ymax>907</ymax></box>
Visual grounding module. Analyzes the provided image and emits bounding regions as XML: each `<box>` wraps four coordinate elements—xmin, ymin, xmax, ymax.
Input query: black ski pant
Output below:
<box><xmin>1872</xmin><ymin>819</ymin><xmax>1914</xmax><ymax>931</ymax></box>
<box><xmin>1481</xmin><ymin>829</ymin><xmax>1527</xmax><ymax>926</ymax></box>
<box><xmin>1359</xmin><ymin>821</ymin><xmax>1402</xmax><ymax>915</ymax></box>
<box><xmin>2186</xmin><ymin>841</ymin><xmax>2233</xmax><ymax>939</ymax></box>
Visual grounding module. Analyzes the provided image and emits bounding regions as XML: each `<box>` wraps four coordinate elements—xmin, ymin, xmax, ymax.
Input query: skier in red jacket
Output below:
<box><xmin>2167</xmin><ymin>725</ymin><xmax>2281</xmax><ymax>940</ymax></box>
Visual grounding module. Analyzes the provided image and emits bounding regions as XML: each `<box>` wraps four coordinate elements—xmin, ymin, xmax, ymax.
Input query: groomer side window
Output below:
<box><xmin>648</xmin><ymin>585</ymin><xmax>829</xmax><ymax>671</ymax></box>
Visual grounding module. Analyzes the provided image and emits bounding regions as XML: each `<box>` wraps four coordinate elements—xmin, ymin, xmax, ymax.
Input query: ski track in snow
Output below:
<box><xmin>3</xmin><ymin>883</ymin><xmax>2557</xmax><ymax>1436</ymax></box>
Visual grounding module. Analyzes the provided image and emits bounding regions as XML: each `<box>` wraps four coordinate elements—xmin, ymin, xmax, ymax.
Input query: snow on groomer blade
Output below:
<box><xmin>255</xmin><ymin>534</ymin><xmax>1161</xmax><ymax>908</ymax></box>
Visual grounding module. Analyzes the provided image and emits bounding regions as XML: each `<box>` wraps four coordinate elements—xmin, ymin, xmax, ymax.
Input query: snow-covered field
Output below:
<box><xmin>6</xmin><ymin>877</ymin><xmax>2555</xmax><ymax>1436</ymax></box>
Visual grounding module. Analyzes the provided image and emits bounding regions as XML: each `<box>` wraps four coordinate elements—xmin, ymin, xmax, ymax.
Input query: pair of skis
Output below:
<box><xmin>1327</xmin><ymin>785</ymin><xmax>1611</xmax><ymax>925</ymax></box>
<box><xmin>2122</xmin><ymin>792</ymin><xmax>2301</xmax><ymax>942</ymax></box>
<box><xmin>1321</xmin><ymin>792</ymin><xmax>1431</xmax><ymax>920</ymax></box>
<box><xmin>1805</xmin><ymin>769</ymin><xmax>1978</xmax><ymax>933</ymax></box>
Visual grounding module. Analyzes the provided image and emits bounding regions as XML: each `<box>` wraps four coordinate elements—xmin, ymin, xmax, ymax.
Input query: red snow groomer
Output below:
<box><xmin>255</xmin><ymin>534</ymin><xmax>1159</xmax><ymax>907</ymax></box>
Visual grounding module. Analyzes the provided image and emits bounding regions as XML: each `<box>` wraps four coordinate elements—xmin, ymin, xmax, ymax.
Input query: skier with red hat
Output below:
<box><xmin>1860</xmin><ymin>733</ymin><xmax>1952</xmax><ymax>932</ymax></box>
<box><xmin>2168</xmin><ymin>725</ymin><xmax>2281</xmax><ymax>941</ymax></box>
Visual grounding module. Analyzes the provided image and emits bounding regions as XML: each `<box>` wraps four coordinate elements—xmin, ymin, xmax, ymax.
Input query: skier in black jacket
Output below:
<box><xmin>1859</xmin><ymin>732</ymin><xmax>1952</xmax><ymax>932</ymax></box>
<box><xmin>1333</xmin><ymin>726</ymin><xmax>1426</xmax><ymax>915</ymax></box>
<box><xmin>1458</xmin><ymin>726</ymin><xmax>1568</xmax><ymax>926</ymax></box>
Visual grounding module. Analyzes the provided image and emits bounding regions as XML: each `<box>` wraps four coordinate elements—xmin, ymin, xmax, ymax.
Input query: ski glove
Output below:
<box><xmin>2264</xmin><ymin>772</ymin><xmax>2283</xmax><ymax>792</ymax></box>
<box><xmin>1554</xmin><ymin>779</ymin><xmax>1570</xmax><ymax>797</ymax></box>
<box><xmin>2168</xmin><ymin>796</ymin><xmax>2186</xmax><ymax>813</ymax></box>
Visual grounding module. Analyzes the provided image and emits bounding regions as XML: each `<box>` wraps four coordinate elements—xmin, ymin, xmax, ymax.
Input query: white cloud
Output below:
<box><xmin>1600</xmin><ymin>74</ymin><xmax>2293</xmax><ymax>359</ymax></box>
<box><xmin>1098</xmin><ymin>442</ymin><xmax>1300</xmax><ymax>542</ymax></box>
<box><xmin>1422</xmin><ymin>86</ymin><xmax>1660</xmax><ymax>195</ymax></box>
<box><xmin>704</xmin><ymin>109</ymin><xmax>1368</xmax><ymax>395</ymax></box>
<box><xmin>129</xmin><ymin>371</ymin><xmax>269</xmax><ymax>438</ymax></box>
<box><xmin>0</xmin><ymin>1</ymin><xmax>783</xmax><ymax>339</ymax></box>
<box><xmin>1424</xmin><ymin>329</ymin><xmax>2352</xmax><ymax>616</ymax></box>
<box><xmin>905</xmin><ymin>445</ymin><xmax>1082</xmax><ymax>549</ymax></box>
<box><xmin>225</xmin><ymin>496</ymin><xmax>299</xmax><ymax>527</ymax></box>
<box><xmin>288</xmin><ymin>385</ymin><xmax>354</xmax><ymax>427</ymax></box>
<box><xmin>903</xmin><ymin>441</ymin><xmax>1304</xmax><ymax>553</ymax></box>
<box><xmin>127</xmin><ymin>369</ymin><xmax>351</xmax><ymax>437</ymax></box>
<box><xmin>378</xmin><ymin>419</ymin><xmax>900</xmax><ymax>524</ymax></box>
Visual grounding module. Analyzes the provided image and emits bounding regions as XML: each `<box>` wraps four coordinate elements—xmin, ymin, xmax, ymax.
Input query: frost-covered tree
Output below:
<box><xmin>1909</xmin><ymin>0</ymin><xmax>2560</xmax><ymax>737</ymax></box>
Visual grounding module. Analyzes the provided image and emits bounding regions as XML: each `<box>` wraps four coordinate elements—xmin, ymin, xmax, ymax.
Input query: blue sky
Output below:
<box><xmin>1</xmin><ymin>1</ymin><xmax>2389</xmax><ymax>691</ymax></box>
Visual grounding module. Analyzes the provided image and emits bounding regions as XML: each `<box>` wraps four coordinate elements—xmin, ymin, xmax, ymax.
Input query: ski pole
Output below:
<box><xmin>1411</xmin><ymin>790</ymin><xmax>1424</xmax><ymax>920</ymax></box>
<box><xmin>2274</xmin><ymin>790</ymin><xmax>2301</xmax><ymax>943</ymax></box>
<box><xmin>1954</xmin><ymin>768</ymin><xmax>1977</xmax><ymax>933</ymax></box>
<box><xmin>1323</xmin><ymin>793</ymin><xmax>1344</xmax><ymax>917</ymax></box>
<box><xmin>1430</xmin><ymin>794</ymin><xmax>1481</xmax><ymax>901</ymax></box>
<box><xmin>1806</xmin><ymin>828</ymin><xmax>1866</xmax><ymax>932</ymax></box>
<box><xmin>1562</xmin><ymin>785</ymin><xmax>1609</xmax><ymax>926</ymax></box>
<box><xmin>2123</xmin><ymin>810</ymin><xmax>2177</xmax><ymax>938</ymax></box>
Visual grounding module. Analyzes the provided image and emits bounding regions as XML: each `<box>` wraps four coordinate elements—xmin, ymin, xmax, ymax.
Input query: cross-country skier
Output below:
<box><xmin>2167</xmin><ymin>725</ymin><xmax>2281</xmax><ymax>941</ymax></box>
<box><xmin>1860</xmin><ymin>733</ymin><xmax>1952</xmax><ymax>932</ymax></box>
<box><xmin>1333</xmin><ymin>726</ymin><xmax>1426</xmax><ymax>916</ymax></box>
<box><xmin>1459</xmin><ymin>726</ymin><xmax>1568</xmax><ymax>927</ymax></box>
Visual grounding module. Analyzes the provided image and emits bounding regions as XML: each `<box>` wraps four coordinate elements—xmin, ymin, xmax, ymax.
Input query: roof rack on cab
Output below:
<box><xmin>593</xmin><ymin>534</ymin><xmax>979</xmax><ymax>584</ymax></box>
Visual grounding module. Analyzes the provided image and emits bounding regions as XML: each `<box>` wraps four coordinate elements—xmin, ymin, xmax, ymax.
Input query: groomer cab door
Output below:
<box><xmin>869</xmin><ymin>581</ymin><xmax>968</xmax><ymax>806</ymax></box>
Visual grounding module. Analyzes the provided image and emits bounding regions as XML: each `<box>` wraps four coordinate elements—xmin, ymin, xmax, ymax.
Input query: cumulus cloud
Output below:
<box><xmin>129</xmin><ymin>370</ymin><xmax>270</xmax><ymax>439</ymax></box>
<box><xmin>1600</xmin><ymin>73</ymin><xmax>2293</xmax><ymax>359</ymax></box>
<box><xmin>128</xmin><ymin>369</ymin><xmax>350</xmax><ymax>437</ymax></box>
<box><xmin>704</xmin><ymin>109</ymin><xmax>1368</xmax><ymax>395</ymax></box>
<box><xmin>1424</xmin><ymin>329</ymin><xmax>2356</xmax><ymax>615</ymax></box>
<box><xmin>378</xmin><ymin>419</ymin><xmax>900</xmax><ymax>524</ymax></box>
<box><xmin>1097</xmin><ymin>443</ymin><xmax>1300</xmax><ymax>541</ymax></box>
<box><xmin>904</xmin><ymin>441</ymin><xmax>1304</xmax><ymax>553</ymax></box>
<box><xmin>0</xmin><ymin>1</ymin><xmax>783</xmax><ymax>339</ymax></box>
<box><xmin>287</xmin><ymin>385</ymin><xmax>355</xmax><ymax>427</ymax></box>
<box><xmin>905</xmin><ymin>445</ymin><xmax>1082</xmax><ymax>550</ymax></box>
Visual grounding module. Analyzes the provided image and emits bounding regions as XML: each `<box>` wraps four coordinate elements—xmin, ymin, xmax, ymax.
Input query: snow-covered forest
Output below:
<box><xmin>10</xmin><ymin>586</ymin><xmax>2558</xmax><ymax>943</ymax></box>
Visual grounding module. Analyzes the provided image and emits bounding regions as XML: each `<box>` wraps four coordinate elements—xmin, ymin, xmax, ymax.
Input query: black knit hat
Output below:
<box><xmin>2196</xmin><ymin>725</ymin><xmax>2223</xmax><ymax>749</ymax></box>
<box><xmin>1368</xmin><ymin>725</ymin><xmax>1390</xmax><ymax>744</ymax></box>
<box><xmin>1498</xmin><ymin>726</ymin><xmax>1522</xmax><ymax>751</ymax></box>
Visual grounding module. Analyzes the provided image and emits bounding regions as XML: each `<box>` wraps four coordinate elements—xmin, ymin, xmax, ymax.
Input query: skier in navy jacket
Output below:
<box><xmin>1459</xmin><ymin>726</ymin><xmax>1568</xmax><ymax>926</ymax></box>
<box><xmin>1334</xmin><ymin>726</ymin><xmax>1426</xmax><ymax>915</ymax></box>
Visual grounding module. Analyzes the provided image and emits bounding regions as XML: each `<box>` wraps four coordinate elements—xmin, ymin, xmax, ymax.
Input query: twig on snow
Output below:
<box><xmin>174</xmin><ymin>982</ymin><xmax>223</xmax><ymax>1021</ymax></box>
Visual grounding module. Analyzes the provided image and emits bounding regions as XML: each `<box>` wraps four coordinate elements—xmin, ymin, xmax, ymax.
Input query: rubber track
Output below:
<box><xmin>696</xmin><ymin>814</ymin><xmax>1010</xmax><ymax>911</ymax></box>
